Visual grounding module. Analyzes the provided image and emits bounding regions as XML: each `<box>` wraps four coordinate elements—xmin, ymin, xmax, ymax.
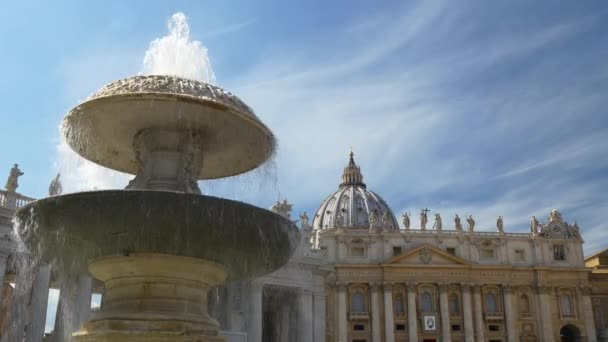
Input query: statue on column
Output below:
<box><xmin>5</xmin><ymin>164</ymin><xmax>24</xmax><ymax>192</ymax></box>
<box><xmin>496</xmin><ymin>216</ymin><xmax>504</xmax><ymax>233</ymax></box>
<box><xmin>402</xmin><ymin>212</ymin><xmax>410</xmax><ymax>230</ymax></box>
<box><xmin>48</xmin><ymin>173</ymin><xmax>63</xmax><ymax>196</ymax></box>
<box><xmin>530</xmin><ymin>216</ymin><xmax>539</xmax><ymax>234</ymax></box>
<box><xmin>420</xmin><ymin>209</ymin><xmax>428</xmax><ymax>231</ymax></box>
<box><xmin>466</xmin><ymin>215</ymin><xmax>475</xmax><ymax>232</ymax></box>
<box><xmin>432</xmin><ymin>213</ymin><xmax>442</xmax><ymax>231</ymax></box>
<box><xmin>454</xmin><ymin>214</ymin><xmax>462</xmax><ymax>232</ymax></box>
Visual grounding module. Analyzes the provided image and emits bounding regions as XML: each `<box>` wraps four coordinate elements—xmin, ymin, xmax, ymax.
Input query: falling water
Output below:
<box><xmin>141</xmin><ymin>12</ymin><xmax>216</xmax><ymax>83</ymax></box>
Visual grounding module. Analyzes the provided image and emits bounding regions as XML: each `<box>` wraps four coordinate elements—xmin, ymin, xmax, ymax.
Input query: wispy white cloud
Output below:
<box><xmin>204</xmin><ymin>18</ymin><xmax>258</xmax><ymax>39</ymax></box>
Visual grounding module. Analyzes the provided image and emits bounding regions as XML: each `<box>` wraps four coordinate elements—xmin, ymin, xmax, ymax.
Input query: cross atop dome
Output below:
<box><xmin>339</xmin><ymin>150</ymin><xmax>366</xmax><ymax>189</ymax></box>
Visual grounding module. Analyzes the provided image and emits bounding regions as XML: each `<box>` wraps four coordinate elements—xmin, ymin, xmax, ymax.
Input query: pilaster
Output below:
<box><xmin>247</xmin><ymin>281</ymin><xmax>264</xmax><ymax>342</ymax></box>
<box><xmin>299</xmin><ymin>289</ymin><xmax>314</xmax><ymax>342</ymax></box>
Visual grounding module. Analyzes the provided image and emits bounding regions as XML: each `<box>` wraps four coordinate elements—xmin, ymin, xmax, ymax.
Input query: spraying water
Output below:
<box><xmin>57</xmin><ymin>12</ymin><xmax>218</xmax><ymax>192</ymax></box>
<box><xmin>142</xmin><ymin>12</ymin><xmax>216</xmax><ymax>83</ymax></box>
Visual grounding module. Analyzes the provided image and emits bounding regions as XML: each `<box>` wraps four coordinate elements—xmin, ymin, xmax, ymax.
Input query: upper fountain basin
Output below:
<box><xmin>63</xmin><ymin>75</ymin><xmax>275</xmax><ymax>179</ymax></box>
<box><xmin>15</xmin><ymin>190</ymin><xmax>299</xmax><ymax>280</ymax></box>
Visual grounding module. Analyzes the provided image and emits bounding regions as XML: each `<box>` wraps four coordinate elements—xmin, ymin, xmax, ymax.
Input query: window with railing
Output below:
<box><xmin>448</xmin><ymin>293</ymin><xmax>460</xmax><ymax>316</ymax></box>
<box><xmin>394</xmin><ymin>293</ymin><xmax>405</xmax><ymax>316</ymax></box>
<box><xmin>420</xmin><ymin>291</ymin><xmax>434</xmax><ymax>312</ymax></box>
<box><xmin>349</xmin><ymin>289</ymin><xmax>369</xmax><ymax>320</ymax></box>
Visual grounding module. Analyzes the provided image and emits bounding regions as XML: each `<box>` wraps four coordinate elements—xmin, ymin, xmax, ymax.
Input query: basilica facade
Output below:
<box><xmin>218</xmin><ymin>152</ymin><xmax>605</xmax><ymax>342</ymax></box>
<box><xmin>0</xmin><ymin>155</ymin><xmax>607</xmax><ymax>341</ymax></box>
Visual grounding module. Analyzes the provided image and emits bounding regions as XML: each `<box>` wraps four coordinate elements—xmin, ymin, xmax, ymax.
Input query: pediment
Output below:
<box><xmin>384</xmin><ymin>244</ymin><xmax>470</xmax><ymax>266</ymax></box>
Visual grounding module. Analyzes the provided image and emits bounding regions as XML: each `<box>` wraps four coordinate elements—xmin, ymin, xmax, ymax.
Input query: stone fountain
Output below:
<box><xmin>15</xmin><ymin>75</ymin><xmax>299</xmax><ymax>341</ymax></box>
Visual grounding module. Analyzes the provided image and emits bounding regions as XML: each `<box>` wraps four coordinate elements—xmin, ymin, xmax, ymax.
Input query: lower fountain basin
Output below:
<box><xmin>15</xmin><ymin>190</ymin><xmax>299</xmax><ymax>280</ymax></box>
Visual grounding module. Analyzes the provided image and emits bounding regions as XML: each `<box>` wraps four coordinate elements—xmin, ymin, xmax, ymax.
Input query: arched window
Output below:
<box><xmin>421</xmin><ymin>292</ymin><xmax>433</xmax><ymax>312</ymax></box>
<box><xmin>560</xmin><ymin>294</ymin><xmax>574</xmax><ymax>316</ymax></box>
<box><xmin>394</xmin><ymin>293</ymin><xmax>405</xmax><ymax>314</ymax></box>
<box><xmin>448</xmin><ymin>294</ymin><xmax>460</xmax><ymax>315</ymax></box>
<box><xmin>485</xmin><ymin>293</ymin><xmax>498</xmax><ymax>313</ymax></box>
<box><xmin>519</xmin><ymin>294</ymin><xmax>531</xmax><ymax>313</ymax></box>
<box><xmin>351</xmin><ymin>292</ymin><xmax>366</xmax><ymax>312</ymax></box>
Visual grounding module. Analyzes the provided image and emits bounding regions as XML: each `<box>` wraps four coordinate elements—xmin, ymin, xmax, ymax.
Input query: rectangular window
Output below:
<box><xmin>393</xmin><ymin>246</ymin><xmax>403</xmax><ymax>256</ymax></box>
<box><xmin>489</xmin><ymin>325</ymin><xmax>500</xmax><ymax>332</ymax></box>
<box><xmin>353</xmin><ymin>324</ymin><xmax>365</xmax><ymax>331</ymax></box>
<box><xmin>395</xmin><ymin>324</ymin><xmax>406</xmax><ymax>331</ymax></box>
<box><xmin>481</xmin><ymin>249</ymin><xmax>495</xmax><ymax>259</ymax></box>
<box><xmin>351</xmin><ymin>247</ymin><xmax>365</xmax><ymax>257</ymax></box>
<box><xmin>515</xmin><ymin>249</ymin><xmax>525</xmax><ymax>261</ymax></box>
<box><xmin>446</xmin><ymin>247</ymin><xmax>456</xmax><ymax>256</ymax></box>
<box><xmin>553</xmin><ymin>245</ymin><xmax>566</xmax><ymax>261</ymax></box>
<box><xmin>451</xmin><ymin>324</ymin><xmax>461</xmax><ymax>331</ymax></box>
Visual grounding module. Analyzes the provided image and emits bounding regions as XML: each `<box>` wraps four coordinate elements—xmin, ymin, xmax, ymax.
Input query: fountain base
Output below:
<box><xmin>72</xmin><ymin>253</ymin><xmax>226</xmax><ymax>342</ymax></box>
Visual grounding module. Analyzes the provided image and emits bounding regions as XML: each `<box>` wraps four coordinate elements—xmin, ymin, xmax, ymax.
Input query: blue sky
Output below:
<box><xmin>1</xmin><ymin>0</ymin><xmax>608</xmax><ymax>258</ymax></box>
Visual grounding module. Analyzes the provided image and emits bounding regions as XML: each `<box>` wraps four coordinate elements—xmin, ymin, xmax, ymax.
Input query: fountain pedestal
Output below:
<box><xmin>73</xmin><ymin>254</ymin><xmax>226</xmax><ymax>341</ymax></box>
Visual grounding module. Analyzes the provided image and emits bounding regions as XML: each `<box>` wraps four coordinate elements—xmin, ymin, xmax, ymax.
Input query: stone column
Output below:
<box><xmin>502</xmin><ymin>285</ymin><xmax>517</xmax><ymax>342</ymax></box>
<box><xmin>407</xmin><ymin>283</ymin><xmax>418</xmax><ymax>342</ymax></box>
<box><xmin>439</xmin><ymin>283</ymin><xmax>452</xmax><ymax>342</ymax></box>
<box><xmin>247</xmin><ymin>281</ymin><xmax>263</xmax><ymax>342</ymax></box>
<box><xmin>582</xmin><ymin>287</ymin><xmax>598</xmax><ymax>342</ymax></box>
<box><xmin>299</xmin><ymin>289</ymin><xmax>314</xmax><ymax>342</ymax></box>
<box><xmin>384</xmin><ymin>283</ymin><xmax>395</xmax><ymax>342</ymax></box>
<box><xmin>537</xmin><ymin>286</ymin><xmax>555</xmax><ymax>342</ymax></box>
<box><xmin>472</xmin><ymin>285</ymin><xmax>485</xmax><ymax>342</ymax></box>
<box><xmin>313</xmin><ymin>291</ymin><xmax>326</xmax><ymax>342</ymax></box>
<box><xmin>26</xmin><ymin>265</ymin><xmax>51</xmax><ymax>342</ymax></box>
<box><xmin>76</xmin><ymin>275</ymin><xmax>92</xmax><ymax>325</ymax></box>
<box><xmin>53</xmin><ymin>274</ymin><xmax>93</xmax><ymax>340</ymax></box>
<box><xmin>370</xmin><ymin>283</ymin><xmax>381</xmax><ymax>342</ymax></box>
<box><xmin>0</xmin><ymin>254</ymin><xmax>8</xmax><ymax>305</ymax></box>
<box><xmin>7</xmin><ymin>255</ymin><xmax>34</xmax><ymax>342</ymax></box>
<box><xmin>461</xmin><ymin>284</ymin><xmax>474</xmax><ymax>342</ymax></box>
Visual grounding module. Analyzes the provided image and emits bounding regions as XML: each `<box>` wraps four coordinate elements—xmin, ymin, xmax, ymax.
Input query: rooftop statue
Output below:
<box><xmin>433</xmin><ymin>213</ymin><xmax>442</xmax><ymax>231</ymax></box>
<box><xmin>48</xmin><ymin>173</ymin><xmax>63</xmax><ymax>196</ymax></box>
<box><xmin>300</xmin><ymin>212</ymin><xmax>309</xmax><ymax>228</ymax></box>
<box><xmin>5</xmin><ymin>163</ymin><xmax>23</xmax><ymax>192</ymax></box>
<box><xmin>402</xmin><ymin>212</ymin><xmax>410</xmax><ymax>230</ymax></box>
<box><xmin>420</xmin><ymin>209</ymin><xmax>428</xmax><ymax>230</ymax></box>
<box><xmin>369</xmin><ymin>209</ymin><xmax>378</xmax><ymax>229</ymax></box>
<box><xmin>381</xmin><ymin>211</ymin><xmax>391</xmax><ymax>229</ymax></box>
<box><xmin>549</xmin><ymin>208</ymin><xmax>563</xmax><ymax>223</ymax></box>
<box><xmin>466</xmin><ymin>215</ymin><xmax>475</xmax><ymax>232</ymax></box>
<box><xmin>454</xmin><ymin>214</ymin><xmax>463</xmax><ymax>232</ymax></box>
<box><xmin>271</xmin><ymin>199</ymin><xmax>293</xmax><ymax>219</ymax></box>
<box><xmin>497</xmin><ymin>216</ymin><xmax>504</xmax><ymax>233</ymax></box>
<box><xmin>530</xmin><ymin>216</ymin><xmax>540</xmax><ymax>234</ymax></box>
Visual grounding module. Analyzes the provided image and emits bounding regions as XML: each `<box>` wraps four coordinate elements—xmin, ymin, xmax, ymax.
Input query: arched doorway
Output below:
<box><xmin>560</xmin><ymin>324</ymin><xmax>581</xmax><ymax>342</ymax></box>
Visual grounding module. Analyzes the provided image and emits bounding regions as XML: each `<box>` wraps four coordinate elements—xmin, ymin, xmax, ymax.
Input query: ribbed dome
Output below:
<box><xmin>312</xmin><ymin>152</ymin><xmax>398</xmax><ymax>231</ymax></box>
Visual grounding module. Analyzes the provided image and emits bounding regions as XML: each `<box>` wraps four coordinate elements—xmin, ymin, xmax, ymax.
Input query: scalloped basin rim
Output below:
<box><xmin>15</xmin><ymin>190</ymin><xmax>299</xmax><ymax>281</ymax></box>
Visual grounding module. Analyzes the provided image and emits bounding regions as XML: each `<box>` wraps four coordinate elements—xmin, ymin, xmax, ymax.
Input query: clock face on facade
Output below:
<box><xmin>424</xmin><ymin>316</ymin><xmax>436</xmax><ymax>331</ymax></box>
